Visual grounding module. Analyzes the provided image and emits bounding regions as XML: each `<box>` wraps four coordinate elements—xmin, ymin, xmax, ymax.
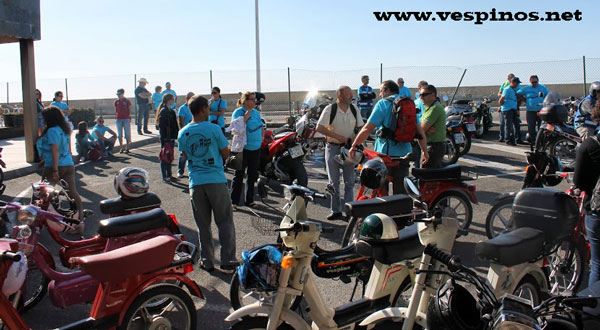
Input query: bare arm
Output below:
<box><xmin>415</xmin><ymin>125</ymin><xmax>429</xmax><ymax>165</ymax></box>
<box><xmin>350</xmin><ymin>122</ymin><xmax>376</xmax><ymax>156</ymax></box>
<box><xmin>499</xmin><ymin>96</ymin><xmax>505</xmax><ymax>105</ymax></box>
<box><xmin>421</xmin><ymin>121</ymin><xmax>435</xmax><ymax>135</ymax></box>
<box><xmin>220</xmin><ymin>147</ymin><xmax>230</xmax><ymax>159</ymax></box>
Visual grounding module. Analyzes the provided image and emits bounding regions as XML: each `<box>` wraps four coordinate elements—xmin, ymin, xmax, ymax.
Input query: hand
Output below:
<box><xmin>421</xmin><ymin>150</ymin><xmax>429</xmax><ymax>165</ymax></box>
<box><xmin>51</xmin><ymin>170</ymin><xmax>59</xmax><ymax>182</ymax></box>
<box><xmin>428</xmin><ymin>126</ymin><xmax>436</xmax><ymax>134</ymax></box>
<box><xmin>244</xmin><ymin>110</ymin><xmax>252</xmax><ymax>122</ymax></box>
<box><xmin>349</xmin><ymin>146</ymin><xmax>356</xmax><ymax>160</ymax></box>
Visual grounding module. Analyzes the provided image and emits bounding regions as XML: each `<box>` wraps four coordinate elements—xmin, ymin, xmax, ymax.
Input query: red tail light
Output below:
<box><xmin>168</xmin><ymin>214</ymin><xmax>178</xmax><ymax>225</ymax></box>
<box><xmin>183</xmin><ymin>263</ymin><xmax>194</xmax><ymax>273</ymax></box>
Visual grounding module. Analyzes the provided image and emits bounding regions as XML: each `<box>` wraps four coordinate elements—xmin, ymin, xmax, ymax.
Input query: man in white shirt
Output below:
<box><xmin>316</xmin><ymin>86</ymin><xmax>363</xmax><ymax>220</ymax></box>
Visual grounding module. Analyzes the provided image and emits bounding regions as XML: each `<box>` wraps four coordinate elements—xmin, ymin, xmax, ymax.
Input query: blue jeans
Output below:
<box><xmin>177</xmin><ymin>152</ymin><xmax>187</xmax><ymax>176</ymax></box>
<box><xmin>586</xmin><ymin>212</ymin><xmax>600</xmax><ymax>284</ymax></box>
<box><xmin>77</xmin><ymin>139</ymin><xmax>94</xmax><ymax>160</ymax></box>
<box><xmin>503</xmin><ymin>109</ymin><xmax>518</xmax><ymax>144</ymax></box>
<box><xmin>498</xmin><ymin>110</ymin><xmax>505</xmax><ymax>140</ymax></box>
<box><xmin>325</xmin><ymin>143</ymin><xmax>355</xmax><ymax>213</ymax></box>
<box><xmin>97</xmin><ymin>137</ymin><xmax>115</xmax><ymax>154</ymax></box>
<box><xmin>137</xmin><ymin>104</ymin><xmax>150</xmax><ymax>131</ymax></box>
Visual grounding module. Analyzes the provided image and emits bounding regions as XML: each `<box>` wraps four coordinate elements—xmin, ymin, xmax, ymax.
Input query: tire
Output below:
<box><xmin>513</xmin><ymin>276</ymin><xmax>542</xmax><ymax>307</ymax></box>
<box><xmin>549</xmin><ymin>136</ymin><xmax>578</xmax><ymax>168</ymax></box>
<box><xmin>485</xmin><ymin>196</ymin><xmax>515</xmax><ymax>239</ymax></box>
<box><xmin>474</xmin><ymin>117</ymin><xmax>485</xmax><ymax>138</ymax></box>
<box><xmin>229</xmin><ymin>316</ymin><xmax>295</xmax><ymax>329</ymax></box>
<box><xmin>432</xmin><ymin>191</ymin><xmax>473</xmax><ymax>232</ymax></box>
<box><xmin>458</xmin><ymin>133</ymin><xmax>471</xmax><ymax>156</ymax></box>
<box><xmin>441</xmin><ymin>134</ymin><xmax>459</xmax><ymax>166</ymax></box>
<box><xmin>118</xmin><ymin>284</ymin><xmax>196</xmax><ymax>330</ymax></box>
<box><xmin>341</xmin><ymin>216</ymin><xmax>363</xmax><ymax>247</ymax></box>
<box><xmin>19</xmin><ymin>243</ymin><xmax>54</xmax><ymax>313</ymax></box>
<box><xmin>545</xmin><ymin>236</ymin><xmax>587</xmax><ymax>296</ymax></box>
<box><xmin>230</xmin><ymin>272</ymin><xmax>302</xmax><ymax>311</ymax></box>
<box><xmin>288</xmin><ymin>159</ymin><xmax>308</xmax><ymax>187</ymax></box>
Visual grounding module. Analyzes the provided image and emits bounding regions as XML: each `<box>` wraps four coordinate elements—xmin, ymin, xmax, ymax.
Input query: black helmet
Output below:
<box><xmin>254</xmin><ymin>92</ymin><xmax>266</xmax><ymax>106</ymax></box>
<box><xmin>426</xmin><ymin>279</ymin><xmax>484</xmax><ymax>330</ymax></box>
<box><xmin>590</xmin><ymin>81</ymin><xmax>600</xmax><ymax>98</ymax></box>
<box><xmin>360</xmin><ymin>158</ymin><xmax>387</xmax><ymax>189</ymax></box>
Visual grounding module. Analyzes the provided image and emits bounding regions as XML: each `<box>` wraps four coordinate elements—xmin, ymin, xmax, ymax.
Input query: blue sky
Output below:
<box><xmin>0</xmin><ymin>0</ymin><xmax>598</xmax><ymax>99</ymax></box>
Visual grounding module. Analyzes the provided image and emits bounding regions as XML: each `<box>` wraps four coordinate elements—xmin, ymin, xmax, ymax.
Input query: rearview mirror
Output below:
<box><xmin>403</xmin><ymin>177</ymin><xmax>420</xmax><ymax>200</ymax></box>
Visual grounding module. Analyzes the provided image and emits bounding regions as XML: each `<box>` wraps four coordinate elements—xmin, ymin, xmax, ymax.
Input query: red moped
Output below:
<box><xmin>0</xmin><ymin>232</ymin><xmax>202</xmax><ymax>329</ymax></box>
<box><xmin>258</xmin><ymin>129</ymin><xmax>308</xmax><ymax>188</ymax></box>
<box><xmin>341</xmin><ymin>148</ymin><xmax>478</xmax><ymax>246</ymax></box>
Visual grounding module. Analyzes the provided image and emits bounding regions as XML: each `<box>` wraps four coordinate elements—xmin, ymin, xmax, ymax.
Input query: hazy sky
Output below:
<box><xmin>0</xmin><ymin>0</ymin><xmax>598</xmax><ymax>99</ymax></box>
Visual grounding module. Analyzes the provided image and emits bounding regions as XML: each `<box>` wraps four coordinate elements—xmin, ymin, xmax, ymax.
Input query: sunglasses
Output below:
<box><xmin>419</xmin><ymin>92</ymin><xmax>433</xmax><ymax>98</ymax></box>
<box><xmin>211</xmin><ymin>91</ymin><xmax>218</xmax><ymax>95</ymax></box>
<box><xmin>398</xmin><ymin>81</ymin><xmax>405</xmax><ymax>84</ymax></box>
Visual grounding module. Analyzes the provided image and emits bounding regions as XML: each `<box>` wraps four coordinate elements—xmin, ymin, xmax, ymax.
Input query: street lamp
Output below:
<box><xmin>255</xmin><ymin>0</ymin><xmax>261</xmax><ymax>92</ymax></box>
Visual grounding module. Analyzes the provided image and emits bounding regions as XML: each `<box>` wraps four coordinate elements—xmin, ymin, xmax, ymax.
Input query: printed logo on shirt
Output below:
<box><xmin>187</xmin><ymin>133</ymin><xmax>213</xmax><ymax>158</ymax></box>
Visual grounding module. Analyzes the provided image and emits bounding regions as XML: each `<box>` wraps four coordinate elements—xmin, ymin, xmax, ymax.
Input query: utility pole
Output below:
<box><xmin>255</xmin><ymin>0</ymin><xmax>262</xmax><ymax>92</ymax></box>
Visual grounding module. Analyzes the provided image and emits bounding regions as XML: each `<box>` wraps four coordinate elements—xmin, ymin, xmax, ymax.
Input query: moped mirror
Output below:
<box><xmin>403</xmin><ymin>177</ymin><xmax>421</xmax><ymax>200</ymax></box>
<box><xmin>59</xmin><ymin>179</ymin><xmax>69</xmax><ymax>190</ymax></box>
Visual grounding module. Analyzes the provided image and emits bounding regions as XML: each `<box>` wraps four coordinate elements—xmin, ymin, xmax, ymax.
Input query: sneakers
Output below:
<box><xmin>220</xmin><ymin>262</ymin><xmax>239</xmax><ymax>274</ymax></box>
<box><xmin>163</xmin><ymin>177</ymin><xmax>171</xmax><ymax>183</ymax></box>
<box><xmin>138</xmin><ymin>130</ymin><xmax>143</xmax><ymax>135</ymax></box>
<box><xmin>177</xmin><ymin>173</ymin><xmax>184</xmax><ymax>178</ymax></box>
<box><xmin>327</xmin><ymin>212</ymin><xmax>344</xmax><ymax>220</ymax></box>
<box><xmin>144</xmin><ymin>130</ymin><xmax>152</xmax><ymax>134</ymax></box>
<box><xmin>200</xmin><ymin>261</ymin><xmax>215</xmax><ymax>273</ymax></box>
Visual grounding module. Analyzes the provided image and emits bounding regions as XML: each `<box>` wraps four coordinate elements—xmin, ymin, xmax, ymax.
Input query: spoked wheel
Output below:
<box><xmin>229</xmin><ymin>316</ymin><xmax>295</xmax><ymax>329</ymax></box>
<box><xmin>457</xmin><ymin>133</ymin><xmax>472</xmax><ymax>156</ymax></box>
<box><xmin>341</xmin><ymin>216</ymin><xmax>363</xmax><ymax>247</ymax></box>
<box><xmin>549</xmin><ymin>137</ymin><xmax>578</xmax><ymax>168</ymax></box>
<box><xmin>442</xmin><ymin>135</ymin><xmax>459</xmax><ymax>166</ymax></box>
<box><xmin>230</xmin><ymin>272</ymin><xmax>301</xmax><ymax>311</ymax></box>
<box><xmin>485</xmin><ymin>196</ymin><xmax>515</xmax><ymax>239</ymax></box>
<box><xmin>474</xmin><ymin>117</ymin><xmax>485</xmax><ymax>138</ymax></box>
<box><xmin>545</xmin><ymin>237</ymin><xmax>587</xmax><ymax>296</ymax></box>
<box><xmin>118</xmin><ymin>284</ymin><xmax>196</xmax><ymax>330</ymax></box>
<box><xmin>19</xmin><ymin>243</ymin><xmax>55</xmax><ymax>313</ymax></box>
<box><xmin>432</xmin><ymin>192</ymin><xmax>473</xmax><ymax>232</ymax></box>
<box><xmin>513</xmin><ymin>276</ymin><xmax>542</xmax><ymax>307</ymax></box>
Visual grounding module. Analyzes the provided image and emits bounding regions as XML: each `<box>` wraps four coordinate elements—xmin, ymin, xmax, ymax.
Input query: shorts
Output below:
<box><xmin>116</xmin><ymin>119</ymin><xmax>131</xmax><ymax>140</ymax></box>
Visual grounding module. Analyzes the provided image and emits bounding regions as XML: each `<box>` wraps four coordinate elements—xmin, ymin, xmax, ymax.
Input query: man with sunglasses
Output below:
<box><xmin>419</xmin><ymin>85</ymin><xmax>446</xmax><ymax>168</ymax></box>
<box><xmin>397</xmin><ymin>78</ymin><xmax>412</xmax><ymax>99</ymax></box>
<box><xmin>517</xmin><ymin>75</ymin><xmax>549</xmax><ymax>144</ymax></box>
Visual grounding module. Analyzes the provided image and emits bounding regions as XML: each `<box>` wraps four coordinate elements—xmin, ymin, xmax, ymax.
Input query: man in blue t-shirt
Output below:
<box><xmin>350</xmin><ymin>80</ymin><xmax>428</xmax><ymax>195</ymax></box>
<box><xmin>162</xmin><ymin>82</ymin><xmax>177</xmax><ymax>108</ymax></box>
<box><xmin>499</xmin><ymin>77</ymin><xmax>522</xmax><ymax>146</ymax></box>
<box><xmin>177</xmin><ymin>92</ymin><xmax>195</xmax><ymax>178</ymax></box>
<box><xmin>357</xmin><ymin>75</ymin><xmax>376</xmax><ymax>119</ymax></box>
<box><xmin>517</xmin><ymin>75</ymin><xmax>549</xmax><ymax>143</ymax></box>
<box><xmin>177</xmin><ymin>94</ymin><xmax>237</xmax><ymax>273</ymax></box>
<box><xmin>91</xmin><ymin>116</ymin><xmax>117</xmax><ymax>156</ymax></box>
<box><xmin>397</xmin><ymin>78</ymin><xmax>412</xmax><ymax>98</ymax></box>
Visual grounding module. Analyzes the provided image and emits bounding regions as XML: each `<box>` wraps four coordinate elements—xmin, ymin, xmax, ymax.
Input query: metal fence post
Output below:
<box><xmin>134</xmin><ymin>74</ymin><xmax>138</xmax><ymax>125</ymax></box>
<box><xmin>287</xmin><ymin>67</ymin><xmax>292</xmax><ymax>115</ymax></box>
<box><xmin>6</xmin><ymin>82</ymin><xmax>8</xmax><ymax>105</ymax></box>
<box><xmin>65</xmin><ymin>78</ymin><xmax>69</xmax><ymax>105</ymax></box>
<box><xmin>210</xmin><ymin>70</ymin><xmax>213</xmax><ymax>90</ymax></box>
<box><xmin>380</xmin><ymin>63</ymin><xmax>383</xmax><ymax>84</ymax></box>
<box><xmin>583</xmin><ymin>56</ymin><xmax>587</xmax><ymax>96</ymax></box>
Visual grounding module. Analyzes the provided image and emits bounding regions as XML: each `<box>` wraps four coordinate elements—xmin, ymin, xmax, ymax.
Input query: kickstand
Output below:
<box><xmin>349</xmin><ymin>277</ymin><xmax>360</xmax><ymax>302</ymax></box>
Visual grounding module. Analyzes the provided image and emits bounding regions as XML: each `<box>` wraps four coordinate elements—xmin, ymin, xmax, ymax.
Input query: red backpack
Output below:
<box><xmin>378</xmin><ymin>96</ymin><xmax>417</xmax><ymax>142</ymax></box>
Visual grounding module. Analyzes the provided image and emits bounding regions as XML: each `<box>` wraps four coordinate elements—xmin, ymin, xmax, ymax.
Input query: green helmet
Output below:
<box><xmin>359</xmin><ymin>213</ymin><xmax>399</xmax><ymax>241</ymax></box>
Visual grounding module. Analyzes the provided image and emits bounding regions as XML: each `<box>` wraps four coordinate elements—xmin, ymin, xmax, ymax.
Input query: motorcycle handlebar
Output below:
<box><xmin>313</xmin><ymin>192</ymin><xmax>328</xmax><ymax>200</ymax></box>
<box><xmin>424</xmin><ymin>245</ymin><xmax>462</xmax><ymax>272</ymax></box>
<box><xmin>1</xmin><ymin>251</ymin><xmax>21</xmax><ymax>262</ymax></box>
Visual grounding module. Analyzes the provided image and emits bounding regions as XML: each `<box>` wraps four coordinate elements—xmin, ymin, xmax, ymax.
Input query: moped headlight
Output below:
<box><xmin>18</xmin><ymin>205</ymin><xmax>38</xmax><ymax>226</ymax></box>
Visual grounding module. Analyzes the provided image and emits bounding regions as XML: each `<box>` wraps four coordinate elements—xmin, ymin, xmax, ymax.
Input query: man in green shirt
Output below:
<box><xmin>420</xmin><ymin>85</ymin><xmax>446</xmax><ymax>168</ymax></box>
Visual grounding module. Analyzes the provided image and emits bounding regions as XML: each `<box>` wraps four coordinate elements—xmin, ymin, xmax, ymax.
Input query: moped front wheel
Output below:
<box><xmin>18</xmin><ymin>243</ymin><xmax>55</xmax><ymax>313</ymax></box>
<box><xmin>432</xmin><ymin>191</ymin><xmax>473</xmax><ymax>232</ymax></box>
<box><xmin>341</xmin><ymin>216</ymin><xmax>363</xmax><ymax>247</ymax></box>
<box><xmin>229</xmin><ymin>272</ymin><xmax>302</xmax><ymax>311</ymax></box>
<box><xmin>513</xmin><ymin>276</ymin><xmax>542</xmax><ymax>307</ymax></box>
<box><xmin>229</xmin><ymin>316</ymin><xmax>295</xmax><ymax>329</ymax></box>
<box><xmin>118</xmin><ymin>284</ymin><xmax>196</xmax><ymax>330</ymax></box>
<box><xmin>545</xmin><ymin>236</ymin><xmax>587</xmax><ymax>296</ymax></box>
<box><xmin>474</xmin><ymin>117</ymin><xmax>485</xmax><ymax>138</ymax></box>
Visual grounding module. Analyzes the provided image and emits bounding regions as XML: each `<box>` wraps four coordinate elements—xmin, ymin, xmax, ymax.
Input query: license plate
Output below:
<box><xmin>453</xmin><ymin>133</ymin><xmax>465</xmax><ymax>144</ymax></box>
<box><xmin>466</xmin><ymin>123</ymin><xmax>476</xmax><ymax>132</ymax></box>
<box><xmin>289</xmin><ymin>145</ymin><xmax>304</xmax><ymax>159</ymax></box>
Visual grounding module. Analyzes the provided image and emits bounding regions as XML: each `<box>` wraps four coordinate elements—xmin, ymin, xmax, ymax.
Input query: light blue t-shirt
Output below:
<box><xmin>177</xmin><ymin>122</ymin><xmax>229</xmax><ymax>188</ymax></box>
<box><xmin>50</xmin><ymin>101</ymin><xmax>69</xmax><ymax>119</ymax></box>
<box><xmin>414</xmin><ymin>98</ymin><xmax>425</xmax><ymax>122</ymax></box>
<box><xmin>517</xmin><ymin>84</ymin><xmax>549</xmax><ymax>111</ymax></box>
<box><xmin>398</xmin><ymin>86</ymin><xmax>412</xmax><ymax>99</ymax></box>
<box><xmin>367</xmin><ymin>94</ymin><xmax>419</xmax><ymax>157</ymax></box>
<box><xmin>209</xmin><ymin>99</ymin><xmax>227</xmax><ymax>128</ymax></box>
<box><xmin>501</xmin><ymin>87</ymin><xmax>518</xmax><ymax>111</ymax></box>
<box><xmin>91</xmin><ymin>125</ymin><xmax>110</xmax><ymax>141</ymax></box>
<box><xmin>178</xmin><ymin>104</ymin><xmax>193</xmax><ymax>127</ymax></box>
<box><xmin>162</xmin><ymin>89</ymin><xmax>177</xmax><ymax>105</ymax></box>
<box><xmin>36</xmin><ymin>126</ymin><xmax>74</xmax><ymax>168</ymax></box>
<box><xmin>152</xmin><ymin>92</ymin><xmax>163</xmax><ymax>110</ymax></box>
<box><xmin>232</xmin><ymin>107</ymin><xmax>263</xmax><ymax>151</ymax></box>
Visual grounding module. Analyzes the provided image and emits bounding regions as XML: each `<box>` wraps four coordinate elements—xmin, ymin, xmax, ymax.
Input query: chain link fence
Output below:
<box><xmin>2</xmin><ymin>57</ymin><xmax>599</xmax><ymax>104</ymax></box>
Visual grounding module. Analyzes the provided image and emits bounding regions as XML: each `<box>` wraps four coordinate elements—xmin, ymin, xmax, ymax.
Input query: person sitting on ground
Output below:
<box><xmin>91</xmin><ymin>116</ymin><xmax>117</xmax><ymax>156</ymax></box>
<box><xmin>75</xmin><ymin>121</ymin><xmax>96</xmax><ymax>162</ymax></box>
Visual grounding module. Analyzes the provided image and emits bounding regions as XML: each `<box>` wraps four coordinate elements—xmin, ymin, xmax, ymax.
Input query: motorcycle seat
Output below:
<box><xmin>344</xmin><ymin>194</ymin><xmax>413</xmax><ymax>219</ymax></box>
<box><xmin>412</xmin><ymin>164</ymin><xmax>461</xmax><ymax>182</ymax></box>
<box><xmin>97</xmin><ymin>208</ymin><xmax>170</xmax><ymax>238</ymax></box>
<box><xmin>475</xmin><ymin>227</ymin><xmax>546</xmax><ymax>267</ymax></box>
<box><xmin>355</xmin><ymin>224</ymin><xmax>423</xmax><ymax>265</ymax></box>
<box><xmin>77</xmin><ymin>235</ymin><xmax>179</xmax><ymax>283</ymax></box>
<box><xmin>99</xmin><ymin>192</ymin><xmax>161</xmax><ymax>215</ymax></box>
<box><xmin>557</xmin><ymin>123</ymin><xmax>580</xmax><ymax>137</ymax></box>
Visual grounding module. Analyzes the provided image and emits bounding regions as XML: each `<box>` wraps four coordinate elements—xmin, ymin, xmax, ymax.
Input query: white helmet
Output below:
<box><xmin>335</xmin><ymin>145</ymin><xmax>364</xmax><ymax>166</ymax></box>
<box><xmin>114</xmin><ymin>167</ymin><xmax>149</xmax><ymax>198</ymax></box>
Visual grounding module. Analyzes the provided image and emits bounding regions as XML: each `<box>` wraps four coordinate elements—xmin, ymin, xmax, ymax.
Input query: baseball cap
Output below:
<box><xmin>511</xmin><ymin>77</ymin><xmax>521</xmax><ymax>84</ymax></box>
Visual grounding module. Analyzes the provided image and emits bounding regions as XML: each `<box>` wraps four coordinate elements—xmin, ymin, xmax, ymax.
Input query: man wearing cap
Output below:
<box><xmin>316</xmin><ymin>85</ymin><xmax>363</xmax><ymax>220</ymax></box>
<box><xmin>357</xmin><ymin>75</ymin><xmax>376</xmax><ymax>119</ymax></box>
<box><xmin>162</xmin><ymin>82</ymin><xmax>177</xmax><ymax>109</ymax></box>
<box><xmin>134</xmin><ymin>78</ymin><xmax>152</xmax><ymax>135</ymax></box>
<box><xmin>499</xmin><ymin>77</ymin><xmax>521</xmax><ymax>146</ymax></box>
<box><xmin>397</xmin><ymin>78</ymin><xmax>412</xmax><ymax>98</ymax></box>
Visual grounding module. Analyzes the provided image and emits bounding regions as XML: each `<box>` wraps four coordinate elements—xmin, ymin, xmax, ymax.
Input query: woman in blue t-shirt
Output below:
<box><xmin>75</xmin><ymin>121</ymin><xmax>96</xmax><ymax>162</ymax></box>
<box><xmin>230</xmin><ymin>91</ymin><xmax>263</xmax><ymax>209</ymax></box>
<box><xmin>209</xmin><ymin>87</ymin><xmax>227</xmax><ymax>133</ymax></box>
<box><xmin>36</xmin><ymin>107</ymin><xmax>84</xmax><ymax>233</ymax></box>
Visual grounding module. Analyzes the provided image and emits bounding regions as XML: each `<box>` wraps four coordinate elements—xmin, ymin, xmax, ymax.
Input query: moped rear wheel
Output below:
<box><xmin>229</xmin><ymin>316</ymin><xmax>295</xmax><ymax>329</ymax></box>
<box><xmin>549</xmin><ymin>136</ymin><xmax>578</xmax><ymax>168</ymax></box>
<box><xmin>485</xmin><ymin>196</ymin><xmax>515</xmax><ymax>239</ymax></box>
<box><xmin>513</xmin><ymin>276</ymin><xmax>542</xmax><ymax>307</ymax></box>
<box><xmin>118</xmin><ymin>284</ymin><xmax>196</xmax><ymax>330</ymax></box>
<box><xmin>441</xmin><ymin>135</ymin><xmax>459</xmax><ymax>166</ymax></box>
<box><xmin>545</xmin><ymin>236</ymin><xmax>587</xmax><ymax>296</ymax></box>
<box><xmin>432</xmin><ymin>191</ymin><xmax>473</xmax><ymax>232</ymax></box>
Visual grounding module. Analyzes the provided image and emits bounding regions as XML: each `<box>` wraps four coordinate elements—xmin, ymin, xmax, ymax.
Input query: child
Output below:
<box><xmin>75</xmin><ymin>121</ymin><xmax>96</xmax><ymax>162</ymax></box>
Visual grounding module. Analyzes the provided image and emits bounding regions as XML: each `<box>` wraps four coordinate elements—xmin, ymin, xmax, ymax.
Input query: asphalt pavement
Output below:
<box><xmin>2</xmin><ymin>128</ymin><xmax>573</xmax><ymax>329</ymax></box>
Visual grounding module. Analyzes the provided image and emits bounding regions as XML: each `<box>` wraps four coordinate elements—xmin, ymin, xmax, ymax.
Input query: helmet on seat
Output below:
<box><xmin>335</xmin><ymin>145</ymin><xmax>364</xmax><ymax>166</ymax></box>
<box><xmin>359</xmin><ymin>213</ymin><xmax>399</xmax><ymax>241</ymax></box>
<box><xmin>114</xmin><ymin>167</ymin><xmax>149</xmax><ymax>198</ymax></box>
<box><xmin>359</xmin><ymin>158</ymin><xmax>387</xmax><ymax>189</ymax></box>
<box><xmin>590</xmin><ymin>81</ymin><xmax>600</xmax><ymax>98</ymax></box>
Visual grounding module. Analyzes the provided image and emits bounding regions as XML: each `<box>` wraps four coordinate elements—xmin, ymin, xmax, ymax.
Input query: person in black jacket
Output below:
<box><xmin>158</xmin><ymin>93</ymin><xmax>179</xmax><ymax>182</ymax></box>
<box><xmin>574</xmin><ymin>102</ymin><xmax>600</xmax><ymax>283</ymax></box>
